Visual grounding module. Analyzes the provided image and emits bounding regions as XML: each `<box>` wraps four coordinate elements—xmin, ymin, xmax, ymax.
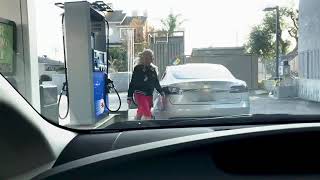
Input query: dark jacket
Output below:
<box><xmin>128</xmin><ymin>64</ymin><xmax>163</xmax><ymax>99</ymax></box>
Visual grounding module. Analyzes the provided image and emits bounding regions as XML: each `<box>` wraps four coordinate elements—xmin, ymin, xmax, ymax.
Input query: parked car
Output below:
<box><xmin>153</xmin><ymin>63</ymin><xmax>250</xmax><ymax>119</ymax></box>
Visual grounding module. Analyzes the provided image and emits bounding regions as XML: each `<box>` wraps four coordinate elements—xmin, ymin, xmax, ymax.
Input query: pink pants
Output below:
<box><xmin>135</xmin><ymin>93</ymin><xmax>153</xmax><ymax>118</ymax></box>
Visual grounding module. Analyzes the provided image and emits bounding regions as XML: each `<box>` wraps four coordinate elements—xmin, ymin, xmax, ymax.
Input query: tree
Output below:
<box><xmin>245</xmin><ymin>7</ymin><xmax>299</xmax><ymax>76</ymax></box>
<box><xmin>130</xmin><ymin>18</ymin><xmax>146</xmax><ymax>43</ymax></box>
<box><xmin>161</xmin><ymin>13</ymin><xmax>184</xmax><ymax>36</ymax></box>
<box><xmin>247</xmin><ymin>25</ymin><xmax>274</xmax><ymax>59</ymax></box>
<box><xmin>109</xmin><ymin>47</ymin><xmax>128</xmax><ymax>72</ymax></box>
<box><xmin>130</xmin><ymin>17</ymin><xmax>150</xmax><ymax>55</ymax></box>
<box><xmin>246</xmin><ymin>7</ymin><xmax>299</xmax><ymax>60</ymax></box>
<box><xmin>283</xmin><ymin>8</ymin><xmax>299</xmax><ymax>54</ymax></box>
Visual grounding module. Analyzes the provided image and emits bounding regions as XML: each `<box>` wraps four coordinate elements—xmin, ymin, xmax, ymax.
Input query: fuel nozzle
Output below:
<box><xmin>106</xmin><ymin>78</ymin><xmax>115</xmax><ymax>89</ymax></box>
<box><xmin>104</xmin><ymin>73</ymin><xmax>114</xmax><ymax>94</ymax></box>
<box><xmin>60</xmin><ymin>81</ymin><xmax>68</xmax><ymax>96</ymax></box>
<box><xmin>103</xmin><ymin>73</ymin><xmax>121</xmax><ymax>112</ymax></box>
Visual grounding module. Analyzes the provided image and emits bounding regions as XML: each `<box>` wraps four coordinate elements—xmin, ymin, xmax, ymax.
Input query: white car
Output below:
<box><xmin>153</xmin><ymin>63</ymin><xmax>250</xmax><ymax>119</ymax></box>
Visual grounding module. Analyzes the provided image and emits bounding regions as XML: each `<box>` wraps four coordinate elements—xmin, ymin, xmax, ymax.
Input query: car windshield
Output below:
<box><xmin>171</xmin><ymin>64</ymin><xmax>235</xmax><ymax>79</ymax></box>
<box><xmin>2</xmin><ymin>0</ymin><xmax>320</xmax><ymax>131</ymax></box>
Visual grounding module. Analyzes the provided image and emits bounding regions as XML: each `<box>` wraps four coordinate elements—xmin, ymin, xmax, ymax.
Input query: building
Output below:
<box><xmin>192</xmin><ymin>47</ymin><xmax>246</xmax><ymax>56</ymax></box>
<box><xmin>38</xmin><ymin>56</ymin><xmax>65</xmax><ymax>93</ymax></box>
<box><xmin>121</xmin><ymin>16</ymin><xmax>148</xmax><ymax>44</ymax></box>
<box><xmin>105</xmin><ymin>10</ymin><xmax>149</xmax><ymax>72</ymax></box>
<box><xmin>297</xmin><ymin>0</ymin><xmax>320</xmax><ymax>102</ymax></box>
<box><xmin>38</xmin><ymin>56</ymin><xmax>64</xmax><ymax>77</ymax></box>
<box><xmin>105</xmin><ymin>10</ymin><xmax>127</xmax><ymax>47</ymax></box>
<box><xmin>105</xmin><ymin>10</ymin><xmax>148</xmax><ymax>48</ymax></box>
<box><xmin>190</xmin><ymin>47</ymin><xmax>258</xmax><ymax>89</ymax></box>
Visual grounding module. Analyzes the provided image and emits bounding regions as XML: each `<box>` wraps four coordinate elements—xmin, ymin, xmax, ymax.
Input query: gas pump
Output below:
<box><xmin>56</xmin><ymin>1</ymin><xmax>121</xmax><ymax>125</ymax></box>
<box><xmin>92</xmin><ymin>49</ymin><xmax>109</xmax><ymax>119</ymax></box>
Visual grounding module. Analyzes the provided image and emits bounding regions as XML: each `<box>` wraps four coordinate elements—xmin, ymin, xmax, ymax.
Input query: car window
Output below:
<box><xmin>2</xmin><ymin>0</ymin><xmax>320</xmax><ymax>131</ymax></box>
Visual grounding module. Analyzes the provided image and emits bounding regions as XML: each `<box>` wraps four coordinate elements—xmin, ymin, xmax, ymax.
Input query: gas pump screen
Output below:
<box><xmin>0</xmin><ymin>20</ymin><xmax>15</xmax><ymax>75</ymax></box>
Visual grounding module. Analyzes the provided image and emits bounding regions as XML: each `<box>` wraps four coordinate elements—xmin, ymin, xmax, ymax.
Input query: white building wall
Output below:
<box><xmin>109</xmin><ymin>24</ymin><xmax>121</xmax><ymax>44</ymax></box>
<box><xmin>298</xmin><ymin>0</ymin><xmax>320</xmax><ymax>102</ymax></box>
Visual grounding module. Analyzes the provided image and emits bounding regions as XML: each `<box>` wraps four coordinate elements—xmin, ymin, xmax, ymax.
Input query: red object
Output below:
<box><xmin>135</xmin><ymin>93</ymin><xmax>153</xmax><ymax>119</ymax></box>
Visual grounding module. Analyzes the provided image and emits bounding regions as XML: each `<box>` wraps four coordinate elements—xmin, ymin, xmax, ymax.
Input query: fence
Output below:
<box><xmin>148</xmin><ymin>31</ymin><xmax>185</xmax><ymax>77</ymax></box>
<box><xmin>289</xmin><ymin>55</ymin><xmax>299</xmax><ymax>77</ymax></box>
<box><xmin>258</xmin><ymin>52</ymin><xmax>299</xmax><ymax>81</ymax></box>
<box><xmin>258</xmin><ymin>60</ymin><xmax>273</xmax><ymax>81</ymax></box>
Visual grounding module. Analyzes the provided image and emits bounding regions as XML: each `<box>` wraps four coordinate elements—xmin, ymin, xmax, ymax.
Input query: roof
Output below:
<box><xmin>193</xmin><ymin>47</ymin><xmax>245</xmax><ymax>51</ymax></box>
<box><xmin>121</xmin><ymin>16</ymin><xmax>147</xmax><ymax>26</ymax></box>
<box><xmin>38</xmin><ymin>57</ymin><xmax>64</xmax><ymax>66</ymax></box>
<box><xmin>192</xmin><ymin>47</ymin><xmax>245</xmax><ymax>56</ymax></box>
<box><xmin>105</xmin><ymin>10</ymin><xmax>126</xmax><ymax>22</ymax></box>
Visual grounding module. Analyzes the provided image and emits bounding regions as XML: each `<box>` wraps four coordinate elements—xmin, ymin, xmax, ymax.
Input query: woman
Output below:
<box><xmin>127</xmin><ymin>49</ymin><xmax>164</xmax><ymax>120</ymax></box>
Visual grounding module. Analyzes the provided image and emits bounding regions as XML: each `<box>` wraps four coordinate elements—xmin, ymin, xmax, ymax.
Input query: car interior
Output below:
<box><xmin>2</xmin><ymin>0</ymin><xmax>320</xmax><ymax>179</ymax></box>
<box><xmin>2</xmin><ymin>75</ymin><xmax>320</xmax><ymax>180</ymax></box>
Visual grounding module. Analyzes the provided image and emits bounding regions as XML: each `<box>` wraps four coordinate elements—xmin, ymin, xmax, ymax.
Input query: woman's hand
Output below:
<box><xmin>160</xmin><ymin>94</ymin><xmax>165</xmax><ymax>100</ymax></box>
<box><xmin>127</xmin><ymin>99</ymin><xmax>132</xmax><ymax>106</ymax></box>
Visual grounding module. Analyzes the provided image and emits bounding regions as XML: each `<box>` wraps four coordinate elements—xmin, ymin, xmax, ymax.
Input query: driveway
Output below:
<box><xmin>108</xmin><ymin>92</ymin><xmax>320</xmax><ymax>121</ymax></box>
<box><xmin>58</xmin><ymin>92</ymin><xmax>320</xmax><ymax>125</ymax></box>
<box><xmin>250</xmin><ymin>94</ymin><xmax>320</xmax><ymax>115</ymax></box>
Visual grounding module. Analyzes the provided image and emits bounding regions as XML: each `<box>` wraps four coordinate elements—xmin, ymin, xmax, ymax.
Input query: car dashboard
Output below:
<box><xmin>35</xmin><ymin>123</ymin><xmax>320</xmax><ymax>180</ymax></box>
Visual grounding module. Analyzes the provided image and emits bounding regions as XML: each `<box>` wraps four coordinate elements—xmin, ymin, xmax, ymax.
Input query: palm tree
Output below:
<box><xmin>161</xmin><ymin>13</ymin><xmax>184</xmax><ymax>36</ymax></box>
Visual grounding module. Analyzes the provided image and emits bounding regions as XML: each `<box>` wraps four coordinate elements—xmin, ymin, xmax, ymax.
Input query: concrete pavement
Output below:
<box><xmin>57</xmin><ymin>91</ymin><xmax>320</xmax><ymax>127</ymax></box>
<box><xmin>111</xmin><ymin>92</ymin><xmax>320</xmax><ymax>120</ymax></box>
<box><xmin>108</xmin><ymin>92</ymin><xmax>136</xmax><ymax>121</ymax></box>
<box><xmin>250</xmin><ymin>94</ymin><xmax>320</xmax><ymax>115</ymax></box>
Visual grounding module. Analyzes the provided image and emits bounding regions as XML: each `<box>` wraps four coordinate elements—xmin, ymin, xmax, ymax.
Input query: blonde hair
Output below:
<box><xmin>134</xmin><ymin>49</ymin><xmax>159</xmax><ymax>75</ymax></box>
<box><xmin>137</xmin><ymin>49</ymin><xmax>154</xmax><ymax>65</ymax></box>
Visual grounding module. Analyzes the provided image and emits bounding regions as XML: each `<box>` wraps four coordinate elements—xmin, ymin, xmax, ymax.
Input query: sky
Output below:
<box><xmin>34</xmin><ymin>0</ymin><xmax>299</xmax><ymax>61</ymax></box>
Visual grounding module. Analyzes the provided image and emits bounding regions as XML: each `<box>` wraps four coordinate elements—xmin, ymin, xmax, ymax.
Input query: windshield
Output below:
<box><xmin>170</xmin><ymin>64</ymin><xmax>235</xmax><ymax>80</ymax></box>
<box><xmin>2</xmin><ymin>0</ymin><xmax>320</xmax><ymax>131</ymax></box>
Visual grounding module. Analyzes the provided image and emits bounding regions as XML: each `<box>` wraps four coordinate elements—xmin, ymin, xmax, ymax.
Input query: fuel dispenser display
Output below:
<box><xmin>57</xmin><ymin>1</ymin><xmax>120</xmax><ymax>125</ymax></box>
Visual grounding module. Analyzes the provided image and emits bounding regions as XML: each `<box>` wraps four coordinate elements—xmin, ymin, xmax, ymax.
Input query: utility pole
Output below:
<box><xmin>275</xmin><ymin>6</ymin><xmax>280</xmax><ymax>79</ymax></box>
<box><xmin>264</xmin><ymin>6</ymin><xmax>280</xmax><ymax>79</ymax></box>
